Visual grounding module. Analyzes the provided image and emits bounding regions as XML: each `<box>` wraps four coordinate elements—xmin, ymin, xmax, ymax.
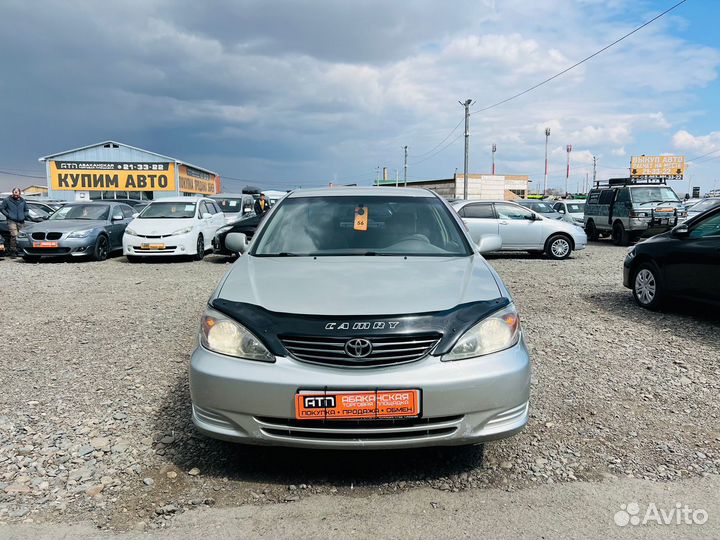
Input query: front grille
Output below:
<box><xmin>256</xmin><ymin>415</ymin><xmax>462</xmax><ymax>442</ymax></box>
<box><xmin>46</xmin><ymin>232</ymin><xmax>62</xmax><ymax>240</ymax></box>
<box><xmin>31</xmin><ymin>232</ymin><xmax>45</xmax><ymax>240</ymax></box>
<box><xmin>280</xmin><ymin>333</ymin><xmax>441</xmax><ymax>367</ymax></box>
<box><xmin>25</xmin><ymin>247</ymin><xmax>71</xmax><ymax>255</ymax></box>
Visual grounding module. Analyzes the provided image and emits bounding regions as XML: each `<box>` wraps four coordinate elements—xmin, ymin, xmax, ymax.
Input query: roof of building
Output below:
<box><xmin>38</xmin><ymin>140</ymin><xmax>218</xmax><ymax>176</ymax></box>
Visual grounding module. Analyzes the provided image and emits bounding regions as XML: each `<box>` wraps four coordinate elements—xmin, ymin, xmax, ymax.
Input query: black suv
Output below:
<box><xmin>623</xmin><ymin>206</ymin><xmax>720</xmax><ymax>309</ymax></box>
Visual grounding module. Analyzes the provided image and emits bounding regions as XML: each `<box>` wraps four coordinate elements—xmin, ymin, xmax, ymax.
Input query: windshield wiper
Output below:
<box><xmin>268</xmin><ymin>252</ymin><xmax>299</xmax><ymax>257</ymax></box>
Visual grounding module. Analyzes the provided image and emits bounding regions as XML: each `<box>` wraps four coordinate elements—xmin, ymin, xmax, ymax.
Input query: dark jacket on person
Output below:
<box><xmin>0</xmin><ymin>196</ymin><xmax>29</xmax><ymax>223</ymax></box>
<box><xmin>254</xmin><ymin>198</ymin><xmax>268</xmax><ymax>215</ymax></box>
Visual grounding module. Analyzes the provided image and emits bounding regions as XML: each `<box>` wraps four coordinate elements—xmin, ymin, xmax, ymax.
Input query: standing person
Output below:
<box><xmin>254</xmin><ymin>193</ymin><xmax>269</xmax><ymax>215</ymax></box>
<box><xmin>0</xmin><ymin>187</ymin><xmax>29</xmax><ymax>259</ymax></box>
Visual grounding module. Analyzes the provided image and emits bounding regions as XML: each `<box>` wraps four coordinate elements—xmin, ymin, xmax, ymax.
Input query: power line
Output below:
<box><xmin>0</xmin><ymin>169</ymin><xmax>46</xmax><ymax>179</ymax></box>
<box><xmin>407</xmin><ymin>118</ymin><xmax>464</xmax><ymax>159</ymax></box>
<box><xmin>470</xmin><ymin>0</ymin><xmax>688</xmax><ymax>116</ymax></box>
<box><xmin>408</xmin><ymin>131</ymin><xmax>464</xmax><ymax>166</ymax></box>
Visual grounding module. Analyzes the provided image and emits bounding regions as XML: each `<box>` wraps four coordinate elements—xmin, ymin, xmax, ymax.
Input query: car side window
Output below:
<box><xmin>599</xmin><ymin>190</ymin><xmax>615</xmax><ymax>204</ymax></box>
<box><xmin>111</xmin><ymin>206</ymin><xmax>124</xmax><ymax>220</ymax></box>
<box><xmin>120</xmin><ymin>205</ymin><xmax>135</xmax><ymax>218</ymax></box>
<box><xmin>201</xmin><ymin>202</ymin><xmax>213</xmax><ymax>215</ymax></box>
<box><xmin>462</xmin><ymin>203</ymin><xmax>495</xmax><ymax>219</ymax></box>
<box><xmin>616</xmin><ymin>188</ymin><xmax>630</xmax><ymax>203</ymax></box>
<box><xmin>553</xmin><ymin>203</ymin><xmax>563</xmax><ymax>212</ymax></box>
<box><xmin>689</xmin><ymin>212</ymin><xmax>720</xmax><ymax>239</ymax></box>
<box><xmin>495</xmin><ymin>203</ymin><xmax>533</xmax><ymax>220</ymax></box>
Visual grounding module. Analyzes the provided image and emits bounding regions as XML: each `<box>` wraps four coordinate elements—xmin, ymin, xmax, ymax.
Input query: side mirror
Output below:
<box><xmin>557</xmin><ymin>208</ymin><xmax>566</xmax><ymax>214</ymax></box>
<box><xmin>672</xmin><ymin>224</ymin><xmax>689</xmax><ymax>237</ymax></box>
<box><xmin>202</xmin><ymin>212</ymin><xmax>212</xmax><ymax>220</ymax></box>
<box><xmin>112</xmin><ymin>214</ymin><xmax>124</xmax><ymax>221</ymax></box>
<box><xmin>225</xmin><ymin>232</ymin><xmax>248</xmax><ymax>254</ymax></box>
<box><xmin>476</xmin><ymin>234</ymin><xmax>502</xmax><ymax>254</ymax></box>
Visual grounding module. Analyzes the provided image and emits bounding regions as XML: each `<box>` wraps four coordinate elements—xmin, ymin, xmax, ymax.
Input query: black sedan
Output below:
<box><xmin>212</xmin><ymin>212</ymin><xmax>262</xmax><ymax>256</ymax></box>
<box><xmin>623</xmin><ymin>206</ymin><xmax>720</xmax><ymax>309</ymax></box>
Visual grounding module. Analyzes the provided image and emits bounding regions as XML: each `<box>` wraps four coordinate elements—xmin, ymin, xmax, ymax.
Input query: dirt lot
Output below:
<box><xmin>1</xmin><ymin>244</ymin><xmax>719</xmax><ymax>536</ymax></box>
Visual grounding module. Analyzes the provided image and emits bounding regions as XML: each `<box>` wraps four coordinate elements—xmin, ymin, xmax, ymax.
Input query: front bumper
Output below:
<box><xmin>17</xmin><ymin>236</ymin><xmax>97</xmax><ymax>257</ymax></box>
<box><xmin>123</xmin><ymin>232</ymin><xmax>196</xmax><ymax>256</ymax></box>
<box><xmin>190</xmin><ymin>338</ymin><xmax>531</xmax><ymax>449</ymax></box>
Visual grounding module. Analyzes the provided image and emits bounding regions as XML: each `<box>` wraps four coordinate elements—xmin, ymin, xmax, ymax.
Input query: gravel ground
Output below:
<box><xmin>0</xmin><ymin>244</ymin><xmax>718</xmax><ymax>533</ymax></box>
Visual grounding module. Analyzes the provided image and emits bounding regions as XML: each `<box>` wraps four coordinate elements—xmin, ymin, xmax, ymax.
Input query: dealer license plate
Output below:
<box><xmin>141</xmin><ymin>243</ymin><xmax>165</xmax><ymax>250</ymax></box>
<box><xmin>33</xmin><ymin>241</ymin><xmax>58</xmax><ymax>248</ymax></box>
<box><xmin>295</xmin><ymin>389</ymin><xmax>420</xmax><ymax>420</ymax></box>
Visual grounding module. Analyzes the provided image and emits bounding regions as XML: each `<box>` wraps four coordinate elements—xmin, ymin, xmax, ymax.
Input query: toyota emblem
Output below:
<box><xmin>344</xmin><ymin>338</ymin><xmax>373</xmax><ymax>358</ymax></box>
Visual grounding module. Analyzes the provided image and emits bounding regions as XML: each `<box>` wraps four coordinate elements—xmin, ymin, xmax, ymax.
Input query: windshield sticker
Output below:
<box><xmin>229</xmin><ymin>200</ymin><xmax>238</xmax><ymax>207</ymax></box>
<box><xmin>354</xmin><ymin>206</ymin><xmax>368</xmax><ymax>231</ymax></box>
<box><xmin>185</xmin><ymin>205</ymin><xmax>195</xmax><ymax>212</ymax></box>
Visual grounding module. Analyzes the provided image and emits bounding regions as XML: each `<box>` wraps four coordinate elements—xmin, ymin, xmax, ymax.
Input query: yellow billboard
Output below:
<box><xmin>178</xmin><ymin>164</ymin><xmax>219</xmax><ymax>195</ymax></box>
<box><xmin>50</xmin><ymin>161</ymin><xmax>176</xmax><ymax>191</ymax></box>
<box><xmin>630</xmin><ymin>156</ymin><xmax>685</xmax><ymax>178</ymax></box>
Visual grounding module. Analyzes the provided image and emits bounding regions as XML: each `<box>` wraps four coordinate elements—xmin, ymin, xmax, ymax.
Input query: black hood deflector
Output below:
<box><xmin>210</xmin><ymin>297</ymin><xmax>511</xmax><ymax>357</ymax></box>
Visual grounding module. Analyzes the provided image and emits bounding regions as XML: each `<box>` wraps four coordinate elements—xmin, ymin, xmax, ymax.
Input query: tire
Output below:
<box><xmin>544</xmin><ymin>234</ymin><xmax>572</xmax><ymax>260</ymax></box>
<box><xmin>585</xmin><ymin>219</ymin><xmax>599</xmax><ymax>241</ymax></box>
<box><xmin>612</xmin><ymin>221</ymin><xmax>630</xmax><ymax>246</ymax></box>
<box><xmin>194</xmin><ymin>235</ymin><xmax>205</xmax><ymax>261</ymax></box>
<box><xmin>91</xmin><ymin>235</ymin><xmax>109</xmax><ymax>261</ymax></box>
<box><xmin>22</xmin><ymin>255</ymin><xmax>40</xmax><ymax>263</ymax></box>
<box><xmin>127</xmin><ymin>255</ymin><xmax>142</xmax><ymax>263</ymax></box>
<box><xmin>632</xmin><ymin>262</ymin><xmax>663</xmax><ymax>310</ymax></box>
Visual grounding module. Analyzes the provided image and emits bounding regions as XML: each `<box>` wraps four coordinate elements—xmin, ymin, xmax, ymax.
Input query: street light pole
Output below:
<box><xmin>543</xmin><ymin>127</ymin><xmax>551</xmax><ymax>196</ymax></box>
<box><xmin>566</xmin><ymin>144</ymin><xmax>572</xmax><ymax>197</ymax></box>
<box><xmin>403</xmin><ymin>145</ymin><xmax>408</xmax><ymax>187</ymax></box>
<box><xmin>460</xmin><ymin>99</ymin><xmax>473</xmax><ymax>199</ymax></box>
<box><xmin>492</xmin><ymin>143</ymin><xmax>497</xmax><ymax>175</ymax></box>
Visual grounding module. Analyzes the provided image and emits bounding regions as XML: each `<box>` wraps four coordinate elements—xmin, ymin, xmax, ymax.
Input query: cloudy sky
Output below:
<box><xmin>1</xmin><ymin>0</ymin><xmax>719</xmax><ymax>194</ymax></box>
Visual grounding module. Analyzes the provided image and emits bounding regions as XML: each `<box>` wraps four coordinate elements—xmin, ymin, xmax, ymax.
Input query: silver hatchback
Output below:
<box><xmin>190</xmin><ymin>188</ymin><xmax>531</xmax><ymax>449</ymax></box>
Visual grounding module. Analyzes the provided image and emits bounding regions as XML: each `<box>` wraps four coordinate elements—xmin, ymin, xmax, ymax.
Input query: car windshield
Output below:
<box><xmin>252</xmin><ymin>195</ymin><xmax>471</xmax><ymax>257</ymax></box>
<box><xmin>532</xmin><ymin>202</ymin><xmax>556</xmax><ymax>213</ymax></box>
<box><xmin>567</xmin><ymin>203</ymin><xmax>585</xmax><ymax>213</ymax></box>
<box><xmin>49</xmin><ymin>204</ymin><xmax>109</xmax><ymax>220</ymax></box>
<box><xmin>213</xmin><ymin>198</ymin><xmax>244</xmax><ymax>213</ymax></box>
<box><xmin>689</xmin><ymin>199</ymin><xmax>720</xmax><ymax>212</ymax></box>
<box><xmin>139</xmin><ymin>202</ymin><xmax>197</xmax><ymax>219</ymax></box>
<box><xmin>631</xmin><ymin>187</ymin><xmax>680</xmax><ymax>204</ymax></box>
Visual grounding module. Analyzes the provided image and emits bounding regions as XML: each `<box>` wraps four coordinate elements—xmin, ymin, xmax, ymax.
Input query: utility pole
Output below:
<box><xmin>492</xmin><ymin>143</ymin><xmax>497</xmax><ymax>175</ymax></box>
<box><xmin>543</xmin><ymin>127</ymin><xmax>551</xmax><ymax>196</ymax></box>
<box><xmin>395</xmin><ymin>169</ymin><xmax>399</xmax><ymax>187</ymax></box>
<box><xmin>585</xmin><ymin>172</ymin><xmax>589</xmax><ymax>193</ymax></box>
<box><xmin>592</xmin><ymin>156</ymin><xmax>597</xmax><ymax>188</ymax></box>
<box><xmin>403</xmin><ymin>145</ymin><xmax>408</xmax><ymax>187</ymax></box>
<box><xmin>565</xmin><ymin>144</ymin><xmax>572</xmax><ymax>197</ymax></box>
<box><xmin>459</xmin><ymin>99</ymin><xmax>473</xmax><ymax>199</ymax></box>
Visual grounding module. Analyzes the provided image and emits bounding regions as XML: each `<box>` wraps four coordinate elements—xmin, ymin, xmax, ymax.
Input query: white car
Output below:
<box><xmin>552</xmin><ymin>200</ymin><xmax>586</xmax><ymax>227</ymax></box>
<box><xmin>451</xmin><ymin>199</ymin><xmax>587</xmax><ymax>260</ymax></box>
<box><xmin>123</xmin><ymin>197</ymin><xmax>225</xmax><ymax>261</ymax></box>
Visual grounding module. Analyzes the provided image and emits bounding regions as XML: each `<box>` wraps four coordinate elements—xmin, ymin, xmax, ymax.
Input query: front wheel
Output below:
<box><xmin>91</xmin><ymin>235</ymin><xmax>109</xmax><ymax>261</ymax></box>
<box><xmin>194</xmin><ymin>235</ymin><xmax>205</xmax><ymax>261</ymax></box>
<box><xmin>632</xmin><ymin>262</ymin><xmax>663</xmax><ymax>310</ymax></box>
<box><xmin>612</xmin><ymin>221</ymin><xmax>630</xmax><ymax>246</ymax></box>
<box><xmin>545</xmin><ymin>234</ymin><xmax>572</xmax><ymax>260</ymax></box>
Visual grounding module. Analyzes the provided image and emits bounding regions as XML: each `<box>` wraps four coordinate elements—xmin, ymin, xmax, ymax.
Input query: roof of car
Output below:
<box><xmin>211</xmin><ymin>193</ymin><xmax>253</xmax><ymax>198</ymax></box>
<box><xmin>146</xmin><ymin>197</ymin><xmax>210</xmax><ymax>203</ymax></box>
<box><xmin>287</xmin><ymin>187</ymin><xmax>437</xmax><ymax>198</ymax></box>
<box><xmin>450</xmin><ymin>199</ymin><xmax>517</xmax><ymax>206</ymax></box>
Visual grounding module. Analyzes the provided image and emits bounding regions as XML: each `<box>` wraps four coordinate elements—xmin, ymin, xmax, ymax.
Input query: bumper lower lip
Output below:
<box><xmin>189</xmin><ymin>338</ymin><xmax>531</xmax><ymax>449</ymax></box>
<box><xmin>123</xmin><ymin>232</ymin><xmax>194</xmax><ymax>255</ymax></box>
<box><xmin>17</xmin><ymin>237</ymin><xmax>96</xmax><ymax>256</ymax></box>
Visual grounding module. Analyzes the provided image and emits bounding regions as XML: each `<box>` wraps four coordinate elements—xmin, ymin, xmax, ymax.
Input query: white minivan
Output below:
<box><xmin>123</xmin><ymin>197</ymin><xmax>225</xmax><ymax>261</ymax></box>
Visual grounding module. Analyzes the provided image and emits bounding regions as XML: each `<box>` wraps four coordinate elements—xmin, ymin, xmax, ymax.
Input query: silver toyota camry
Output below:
<box><xmin>190</xmin><ymin>187</ymin><xmax>531</xmax><ymax>449</ymax></box>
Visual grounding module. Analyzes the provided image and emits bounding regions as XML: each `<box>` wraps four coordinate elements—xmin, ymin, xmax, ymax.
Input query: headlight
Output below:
<box><xmin>67</xmin><ymin>229</ymin><xmax>93</xmax><ymax>238</ymax></box>
<box><xmin>442</xmin><ymin>304</ymin><xmax>520</xmax><ymax>361</ymax></box>
<box><xmin>626</xmin><ymin>246</ymin><xmax>636</xmax><ymax>260</ymax></box>
<box><xmin>171</xmin><ymin>226</ymin><xmax>193</xmax><ymax>236</ymax></box>
<box><xmin>125</xmin><ymin>227</ymin><xmax>138</xmax><ymax>236</ymax></box>
<box><xmin>18</xmin><ymin>231</ymin><xmax>28</xmax><ymax>238</ymax></box>
<box><xmin>200</xmin><ymin>308</ymin><xmax>274</xmax><ymax>362</ymax></box>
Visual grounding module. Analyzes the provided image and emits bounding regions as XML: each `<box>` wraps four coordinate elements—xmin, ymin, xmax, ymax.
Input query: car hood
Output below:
<box><xmin>129</xmin><ymin>218</ymin><xmax>194</xmax><ymax>234</ymax></box>
<box><xmin>541</xmin><ymin>217</ymin><xmax>584</xmax><ymax>233</ymax></box>
<box><xmin>217</xmin><ymin>255</ymin><xmax>503</xmax><ymax>315</ymax></box>
<box><xmin>26</xmin><ymin>219</ymin><xmax>105</xmax><ymax>232</ymax></box>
